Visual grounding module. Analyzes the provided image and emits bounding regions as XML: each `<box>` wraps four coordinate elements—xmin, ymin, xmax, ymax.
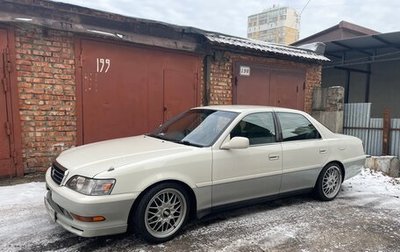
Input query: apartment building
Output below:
<box><xmin>248</xmin><ymin>6</ymin><xmax>300</xmax><ymax>45</ymax></box>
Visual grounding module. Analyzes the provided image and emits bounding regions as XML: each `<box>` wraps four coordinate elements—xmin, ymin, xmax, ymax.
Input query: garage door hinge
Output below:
<box><xmin>5</xmin><ymin>121</ymin><xmax>11</xmax><ymax>136</ymax></box>
<box><xmin>79</xmin><ymin>54</ymin><xmax>83</xmax><ymax>68</ymax></box>
<box><xmin>1</xmin><ymin>78</ymin><xmax>7</xmax><ymax>93</ymax></box>
<box><xmin>3</xmin><ymin>48</ymin><xmax>12</xmax><ymax>73</ymax></box>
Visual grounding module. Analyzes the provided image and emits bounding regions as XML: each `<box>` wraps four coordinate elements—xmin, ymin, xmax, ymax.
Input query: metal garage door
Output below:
<box><xmin>0</xmin><ymin>29</ymin><xmax>13</xmax><ymax>176</ymax></box>
<box><xmin>78</xmin><ymin>39</ymin><xmax>200</xmax><ymax>144</ymax></box>
<box><xmin>234</xmin><ymin>62</ymin><xmax>305</xmax><ymax>110</ymax></box>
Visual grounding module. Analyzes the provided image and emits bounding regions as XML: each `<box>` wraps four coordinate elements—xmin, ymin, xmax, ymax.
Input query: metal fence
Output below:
<box><xmin>343</xmin><ymin>103</ymin><xmax>400</xmax><ymax>157</ymax></box>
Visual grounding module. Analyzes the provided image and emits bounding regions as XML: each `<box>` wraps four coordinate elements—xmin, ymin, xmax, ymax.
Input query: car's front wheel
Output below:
<box><xmin>133</xmin><ymin>183</ymin><xmax>190</xmax><ymax>243</ymax></box>
<box><xmin>314</xmin><ymin>163</ymin><xmax>343</xmax><ymax>201</ymax></box>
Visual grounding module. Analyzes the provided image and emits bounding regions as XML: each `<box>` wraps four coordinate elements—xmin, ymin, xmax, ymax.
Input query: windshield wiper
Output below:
<box><xmin>147</xmin><ymin>134</ymin><xmax>203</xmax><ymax>147</ymax></box>
<box><xmin>146</xmin><ymin>133</ymin><xmax>167</xmax><ymax>141</ymax></box>
<box><xmin>179</xmin><ymin>140</ymin><xmax>203</xmax><ymax>147</ymax></box>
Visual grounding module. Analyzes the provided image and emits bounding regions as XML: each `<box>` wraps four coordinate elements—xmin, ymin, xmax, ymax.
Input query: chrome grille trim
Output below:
<box><xmin>51</xmin><ymin>162</ymin><xmax>66</xmax><ymax>185</ymax></box>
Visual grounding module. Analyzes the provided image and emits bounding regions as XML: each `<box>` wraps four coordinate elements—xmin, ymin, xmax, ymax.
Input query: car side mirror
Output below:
<box><xmin>221</xmin><ymin>137</ymin><xmax>249</xmax><ymax>150</ymax></box>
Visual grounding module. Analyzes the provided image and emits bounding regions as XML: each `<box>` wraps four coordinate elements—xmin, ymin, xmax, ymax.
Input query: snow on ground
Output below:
<box><xmin>0</xmin><ymin>169</ymin><xmax>399</xmax><ymax>252</ymax></box>
<box><xmin>341</xmin><ymin>169</ymin><xmax>400</xmax><ymax>209</ymax></box>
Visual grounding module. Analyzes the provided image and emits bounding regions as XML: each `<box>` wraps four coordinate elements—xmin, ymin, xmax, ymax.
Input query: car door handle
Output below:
<box><xmin>319</xmin><ymin>149</ymin><xmax>327</xmax><ymax>154</ymax></box>
<box><xmin>268</xmin><ymin>154</ymin><xmax>280</xmax><ymax>161</ymax></box>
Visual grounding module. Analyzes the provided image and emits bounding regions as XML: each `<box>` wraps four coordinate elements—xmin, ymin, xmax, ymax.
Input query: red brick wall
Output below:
<box><xmin>15</xmin><ymin>26</ymin><xmax>76</xmax><ymax>173</ymax></box>
<box><xmin>208</xmin><ymin>52</ymin><xmax>322</xmax><ymax>113</ymax></box>
<box><xmin>209</xmin><ymin>56</ymin><xmax>233</xmax><ymax>105</ymax></box>
<box><xmin>304</xmin><ymin>65</ymin><xmax>322</xmax><ymax>113</ymax></box>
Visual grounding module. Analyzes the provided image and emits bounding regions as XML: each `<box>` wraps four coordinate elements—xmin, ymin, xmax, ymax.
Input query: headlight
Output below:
<box><xmin>66</xmin><ymin>176</ymin><xmax>115</xmax><ymax>196</ymax></box>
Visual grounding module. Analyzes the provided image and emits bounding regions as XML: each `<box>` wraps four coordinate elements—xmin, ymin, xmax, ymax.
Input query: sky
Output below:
<box><xmin>54</xmin><ymin>0</ymin><xmax>400</xmax><ymax>39</ymax></box>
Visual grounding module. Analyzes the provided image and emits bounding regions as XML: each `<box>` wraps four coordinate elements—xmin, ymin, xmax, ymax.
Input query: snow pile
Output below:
<box><xmin>340</xmin><ymin>169</ymin><xmax>400</xmax><ymax>209</ymax></box>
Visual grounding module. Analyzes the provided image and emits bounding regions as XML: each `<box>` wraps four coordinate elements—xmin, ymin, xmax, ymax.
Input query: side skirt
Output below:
<box><xmin>196</xmin><ymin>188</ymin><xmax>313</xmax><ymax>219</ymax></box>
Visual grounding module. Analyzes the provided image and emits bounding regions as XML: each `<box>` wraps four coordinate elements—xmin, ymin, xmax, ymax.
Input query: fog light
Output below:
<box><xmin>71</xmin><ymin>213</ymin><xmax>106</xmax><ymax>222</ymax></box>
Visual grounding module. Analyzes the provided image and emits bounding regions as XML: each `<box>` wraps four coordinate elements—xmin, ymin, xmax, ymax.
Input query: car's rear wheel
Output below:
<box><xmin>133</xmin><ymin>183</ymin><xmax>189</xmax><ymax>243</ymax></box>
<box><xmin>314</xmin><ymin>163</ymin><xmax>343</xmax><ymax>201</ymax></box>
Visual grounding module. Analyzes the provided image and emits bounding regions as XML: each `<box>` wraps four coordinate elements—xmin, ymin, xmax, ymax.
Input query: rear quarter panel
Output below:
<box><xmin>324</xmin><ymin>135</ymin><xmax>365</xmax><ymax>180</ymax></box>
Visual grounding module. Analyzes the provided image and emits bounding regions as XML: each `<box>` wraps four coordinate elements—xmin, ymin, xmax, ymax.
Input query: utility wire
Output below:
<box><xmin>300</xmin><ymin>0</ymin><xmax>312</xmax><ymax>16</ymax></box>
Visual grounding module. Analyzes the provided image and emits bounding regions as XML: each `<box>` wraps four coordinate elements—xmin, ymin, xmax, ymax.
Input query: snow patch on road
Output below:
<box><xmin>0</xmin><ymin>182</ymin><xmax>45</xmax><ymax>206</ymax></box>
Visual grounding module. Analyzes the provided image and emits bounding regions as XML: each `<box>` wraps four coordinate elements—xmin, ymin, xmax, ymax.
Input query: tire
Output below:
<box><xmin>314</xmin><ymin>163</ymin><xmax>343</xmax><ymax>201</ymax></box>
<box><xmin>132</xmin><ymin>183</ymin><xmax>190</xmax><ymax>243</ymax></box>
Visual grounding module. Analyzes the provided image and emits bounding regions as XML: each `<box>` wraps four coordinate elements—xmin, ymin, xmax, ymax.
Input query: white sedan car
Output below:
<box><xmin>44</xmin><ymin>106</ymin><xmax>365</xmax><ymax>243</ymax></box>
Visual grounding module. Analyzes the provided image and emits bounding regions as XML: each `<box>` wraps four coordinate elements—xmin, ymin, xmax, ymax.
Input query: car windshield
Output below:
<box><xmin>148</xmin><ymin>109</ymin><xmax>238</xmax><ymax>147</ymax></box>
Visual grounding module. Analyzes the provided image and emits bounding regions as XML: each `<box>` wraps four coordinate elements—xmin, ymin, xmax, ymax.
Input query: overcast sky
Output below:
<box><xmin>54</xmin><ymin>0</ymin><xmax>400</xmax><ymax>39</ymax></box>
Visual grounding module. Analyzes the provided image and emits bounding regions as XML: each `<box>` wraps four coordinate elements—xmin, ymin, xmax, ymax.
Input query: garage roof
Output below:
<box><xmin>323</xmin><ymin>31</ymin><xmax>400</xmax><ymax>67</ymax></box>
<box><xmin>0</xmin><ymin>0</ymin><xmax>328</xmax><ymax>63</ymax></box>
<box><xmin>206</xmin><ymin>33</ymin><xmax>329</xmax><ymax>62</ymax></box>
<box><xmin>325</xmin><ymin>31</ymin><xmax>400</xmax><ymax>53</ymax></box>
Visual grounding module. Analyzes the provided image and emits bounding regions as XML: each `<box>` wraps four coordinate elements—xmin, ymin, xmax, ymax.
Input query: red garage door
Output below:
<box><xmin>78</xmin><ymin>40</ymin><xmax>200</xmax><ymax>144</ymax></box>
<box><xmin>0</xmin><ymin>29</ymin><xmax>14</xmax><ymax>176</ymax></box>
<box><xmin>234</xmin><ymin>62</ymin><xmax>305</xmax><ymax>110</ymax></box>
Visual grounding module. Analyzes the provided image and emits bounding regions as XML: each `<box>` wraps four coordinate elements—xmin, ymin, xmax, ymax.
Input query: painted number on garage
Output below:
<box><xmin>96</xmin><ymin>58</ymin><xmax>111</xmax><ymax>73</ymax></box>
<box><xmin>239</xmin><ymin>66</ymin><xmax>250</xmax><ymax>76</ymax></box>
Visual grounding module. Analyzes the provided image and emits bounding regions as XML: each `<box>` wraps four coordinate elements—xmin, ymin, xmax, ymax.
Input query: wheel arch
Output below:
<box><xmin>319</xmin><ymin>160</ymin><xmax>345</xmax><ymax>184</ymax></box>
<box><xmin>127</xmin><ymin>179</ymin><xmax>197</xmax><ymax>230</ymax></box>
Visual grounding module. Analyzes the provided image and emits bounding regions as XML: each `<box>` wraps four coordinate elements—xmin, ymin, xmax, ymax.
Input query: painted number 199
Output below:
<box><xmin>96</xmin><ymin>58</ymin><xmax>111</xmax><ymax>73</ymax></box>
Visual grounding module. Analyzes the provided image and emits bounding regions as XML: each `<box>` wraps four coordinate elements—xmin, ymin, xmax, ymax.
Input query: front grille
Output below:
<box><xmin>51</xmin><ymin>162</ymin><xmax>66</xmax><ymax>185</ymax></box>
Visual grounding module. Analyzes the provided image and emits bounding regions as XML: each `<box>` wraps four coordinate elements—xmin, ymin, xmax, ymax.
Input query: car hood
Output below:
<box><xmin>56</xmin><ymin>135</ymin><xmax>193</xmax><ymax>178</ymax></box>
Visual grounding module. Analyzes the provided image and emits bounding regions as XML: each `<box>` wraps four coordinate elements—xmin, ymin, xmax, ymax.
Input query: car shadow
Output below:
<box><xmin>187</xmin><ymin>194</ymin><xmax>314</xmax><ymax>230</ymax></box>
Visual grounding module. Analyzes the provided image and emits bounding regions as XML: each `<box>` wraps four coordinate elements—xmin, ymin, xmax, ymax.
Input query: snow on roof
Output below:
<box><xmin>205</xmin><ymin>33</ymin><xmax>330</xmax><ymax>62</ymax></box>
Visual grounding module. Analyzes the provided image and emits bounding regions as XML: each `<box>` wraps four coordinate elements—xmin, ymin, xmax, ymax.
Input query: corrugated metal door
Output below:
<box><xmin>79</xmin><ymin>40</ymin><xmax>199</xmax><ymax>144</ymax></box>
<box><xmin>234</xmin><ymin>62</ymin><xmax>305</xmax><ymax>110</ymax></box>
<box><xmin>0</xmin><ymin>29</ymin><xmax>13</xmax><ymax>176</ymax></box>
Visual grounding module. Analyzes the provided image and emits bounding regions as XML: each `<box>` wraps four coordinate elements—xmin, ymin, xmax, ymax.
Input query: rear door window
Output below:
<box><xmin>276</xmin><ymin>112</ymin><xmax>320</xmax><ymax>141</ymax></box>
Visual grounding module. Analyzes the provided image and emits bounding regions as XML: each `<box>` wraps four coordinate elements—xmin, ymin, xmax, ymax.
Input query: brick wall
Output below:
<box><xmin>209</xmin><ymin>55</ymin><xmax>233</xmax><ymax>105</ymax></box>
<box><xmin>15</xmin><ymin>25</ymin><xmax>76</xmax><ymax>173</ymax></box>
<box><xmin>208</xmin><ymin>52</ymin><xmax>322</xmax><ymax>113</ymax></box>
<box><xmin>304</xmin><ymin>65</ymin><xmax>322</xmax><ymax>113</ymax></box>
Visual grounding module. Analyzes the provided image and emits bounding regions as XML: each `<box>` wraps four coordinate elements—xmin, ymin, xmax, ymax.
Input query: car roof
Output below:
<box><xmin>194</xmin><ymin>105</ymin><xmax>303</xmax><ymax>114</ymax></box>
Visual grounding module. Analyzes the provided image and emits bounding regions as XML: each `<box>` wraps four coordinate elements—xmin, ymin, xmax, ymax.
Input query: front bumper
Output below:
<box><xmin>44</xmin><ymin>168</ymin><xmax>138</xmax><ymax>237</ymax></box>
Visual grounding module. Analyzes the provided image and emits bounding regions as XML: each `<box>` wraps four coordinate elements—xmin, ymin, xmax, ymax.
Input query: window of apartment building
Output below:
<box><xmin>268</xmin><ymin>16</ymin><xmax>278</xmax><ymax>23</ymax></box>
<box><xmin>248</xmin><ymin>18</ymin><xmax>257</xmax><ymax>27</ymax></box>
<box><xmin>259</xmin><ymin>18</ymin><xmax>267</xmax><ymax>25</ymax></box>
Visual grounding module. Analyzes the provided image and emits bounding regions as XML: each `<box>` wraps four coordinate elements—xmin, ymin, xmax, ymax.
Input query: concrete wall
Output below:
<box><xmin>365</xmin><ymin>156</ymin><xmax>400</xmax><ymax>178</ymax></box>
<box><xmin>311</xmin><ymin>86</ymin><xmax>344</xmax><ymax>133</ymax></box>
